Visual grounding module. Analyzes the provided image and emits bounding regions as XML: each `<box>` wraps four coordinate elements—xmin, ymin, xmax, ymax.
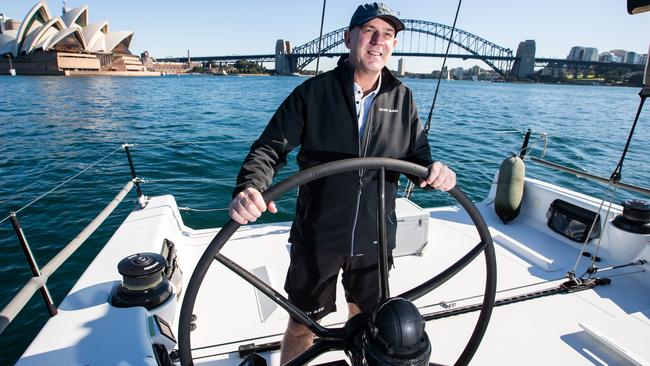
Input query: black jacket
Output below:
<box><xmin>234</xmin><ymin>56</ymin><xmax>433</xmax><ymax>255</ymax></box>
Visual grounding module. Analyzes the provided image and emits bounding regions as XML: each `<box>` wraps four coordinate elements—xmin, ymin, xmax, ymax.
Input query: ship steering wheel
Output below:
<box><xmin>179</xmin><ymin>158</ymin><xmax>497</xmax><ymax>366</ymax></box>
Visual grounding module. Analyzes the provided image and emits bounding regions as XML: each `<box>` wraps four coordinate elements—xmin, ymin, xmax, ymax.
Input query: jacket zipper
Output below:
<box><xmin>350</xmin><ymin>103</ymin><xmax>375</xmax><ymax>256</ymax></box>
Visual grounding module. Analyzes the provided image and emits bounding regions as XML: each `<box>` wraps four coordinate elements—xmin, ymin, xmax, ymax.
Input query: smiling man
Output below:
<box><xmin>229</xmin><ymin>2</ymin><xmax>456</xmax><ymax>363</ymax></box>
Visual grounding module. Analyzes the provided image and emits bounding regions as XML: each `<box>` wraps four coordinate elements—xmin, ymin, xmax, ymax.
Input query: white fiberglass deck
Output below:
<box><xmin>17</xmin><ymin>178</ymin><xmax>650</xmax><ymax>366</ymax></box>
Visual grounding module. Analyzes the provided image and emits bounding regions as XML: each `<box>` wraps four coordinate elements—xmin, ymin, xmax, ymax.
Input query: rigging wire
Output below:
<box><xmin>314</xmin><ymin>0</ymin><xmax>327</xmax><ymax>75</ymax></box>
<box><xmin>423</xmin><ymin>0</ymin><xmax>463</xmax><ymax>135</ymax></box>
<box><xmin>609</xmin><ymin>95</ymin><xmax>646</xmax><ymax>184</ymax></box>
<box><xmin>567</xmin><ymin>184</ymin><xmax>619</xmax><ymax>280</ymax></box>
<box><xmin>404</xmin><ymin>0</ymin><xmax>463</xmax><ymax>199</ymax></box>
<box><xmin>570</xmin><ymin>90</ymin><xmax>647</xmax><ymax>279</ymax></box>
<box><xmin>0</xmin><ymin>146</ymin><xmax>123</xmax><ymax>225</ymax></box>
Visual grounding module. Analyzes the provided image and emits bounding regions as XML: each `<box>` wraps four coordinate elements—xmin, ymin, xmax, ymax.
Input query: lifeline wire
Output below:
<box><xmin>178</xmin><ymin>196</ymin><xmax>296</xmax><ymax>213</ymax></box>
<box><xmin>134</xmin><ymin>138</ymin><xmax>256</xmax><ymax>147</ymax></box>
<box><xmin>0</xmin><ymin>146</ymin><xmax>123</xmax><ymax>225</ymax></box>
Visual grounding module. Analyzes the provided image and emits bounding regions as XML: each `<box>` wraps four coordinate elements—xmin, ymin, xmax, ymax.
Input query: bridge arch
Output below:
<box><xmin>292</xmin><ymin>19</ymin><xmax>513</xmax><ymax>77</ymax></box>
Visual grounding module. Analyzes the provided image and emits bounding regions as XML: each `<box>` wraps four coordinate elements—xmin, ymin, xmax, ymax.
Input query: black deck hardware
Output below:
<box><xmin>238</xmin><ymin>353</ymin><xmax>267</xmax><ymax>366</ymax></box>
<box><xmin>422</xmin><ymin>276</ymin><xmax>612</xmax><ymax>322</ymax></box>
<box><xmin>238</xmin><ymin>341</ymin><xmax>282</xmax><ymax>358</ymax></box>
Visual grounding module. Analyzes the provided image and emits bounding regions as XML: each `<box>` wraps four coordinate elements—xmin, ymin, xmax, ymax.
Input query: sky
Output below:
<box><xmin>2</xmin><ymin>0</ymin><xmax>649</xmax><ymax>73</ymax></box>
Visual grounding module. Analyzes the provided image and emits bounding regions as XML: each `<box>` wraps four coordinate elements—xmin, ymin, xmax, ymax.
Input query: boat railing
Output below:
<box><xmin>529</xmin><ymin>156</ymin><xmax>650</xmax><ymax>197</ymax></box>
<box><xmin>518</xmin><ymin>129</ymin><xmax>650</xmax><ymax>197</ymax></box>
<box><xmin>0</xmin><ymin>144</ymin><xmax>142</xmax><ymax>335</ymax></box>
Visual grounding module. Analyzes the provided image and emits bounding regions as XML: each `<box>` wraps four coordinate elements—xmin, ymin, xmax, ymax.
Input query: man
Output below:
<box><xmin>229</xmin><ymin>3</ymin><xmax>456</xmax><ymax>363</ymax></box>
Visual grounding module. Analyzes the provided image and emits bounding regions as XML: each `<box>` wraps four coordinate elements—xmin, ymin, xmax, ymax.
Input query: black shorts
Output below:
<box><xmin>284</xmin><ymin>244</ymin><xmax>392</xmax><ymax>321</ymax></box>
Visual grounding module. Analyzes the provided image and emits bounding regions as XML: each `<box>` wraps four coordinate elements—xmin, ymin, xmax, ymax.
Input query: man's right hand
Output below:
<box><xmin>228</xmin><ymin>187</ymin><xmax>277</xmax><ymax>225</ymax></box>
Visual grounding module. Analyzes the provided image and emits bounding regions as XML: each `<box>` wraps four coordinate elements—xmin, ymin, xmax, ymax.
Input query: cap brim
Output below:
<box><xmin>350</xmin><ymin>14</ymin><xmax>405</xmax><ymax>33</ymax></box>
<box><xmin>377</xmin><ymin>15</ymin><xmax>405</xmax><ymax>32</ymax></box>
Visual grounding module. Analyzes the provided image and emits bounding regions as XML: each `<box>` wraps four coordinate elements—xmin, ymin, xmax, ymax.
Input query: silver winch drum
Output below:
<box><xmin>110</xmin><ymin>252</ymin><xmax>173</xmax><ymax>310</ymax></box>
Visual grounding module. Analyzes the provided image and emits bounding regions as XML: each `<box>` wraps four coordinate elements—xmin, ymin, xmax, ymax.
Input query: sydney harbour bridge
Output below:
<box><xmin>158</xmin><ymin>19</ymin><xmax>642</xmax><ymax>78</ymax></box>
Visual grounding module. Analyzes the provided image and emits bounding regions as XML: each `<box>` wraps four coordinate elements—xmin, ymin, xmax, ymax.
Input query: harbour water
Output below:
<box><xmin>0</xmin><ymin>74</ymin><xmax>648</xmax><ymax>364</ymax></box>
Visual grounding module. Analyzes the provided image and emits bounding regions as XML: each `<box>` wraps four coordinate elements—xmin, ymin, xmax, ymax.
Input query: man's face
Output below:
<box><xmin>344</xmin><ymin>17</ymin><xmax>398</xmax><ymax>75</ymax></box>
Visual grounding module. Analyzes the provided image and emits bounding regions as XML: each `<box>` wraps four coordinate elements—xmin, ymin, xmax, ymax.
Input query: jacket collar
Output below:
<box><xmin>334</xmin><ymin>54</ymin><xmax>401</xmax><ymax>92</ymax></box>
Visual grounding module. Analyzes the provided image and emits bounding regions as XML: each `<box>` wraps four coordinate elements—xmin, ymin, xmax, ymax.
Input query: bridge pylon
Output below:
<box><xmin>275</xmin><ymin>39</ymin><xmax>298</xmax><ymax>75</ymax></box>
<box><xmin>511</xmin><ymin>40</ymin><xmax>536</xmax><ymax>79</ymax></box>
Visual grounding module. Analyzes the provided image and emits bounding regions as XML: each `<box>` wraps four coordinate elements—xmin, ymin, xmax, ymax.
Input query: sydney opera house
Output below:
<box><xmin>0</xmin><ymin>1</ymin><xmax>158</xmax><ymax>75</ymax></box>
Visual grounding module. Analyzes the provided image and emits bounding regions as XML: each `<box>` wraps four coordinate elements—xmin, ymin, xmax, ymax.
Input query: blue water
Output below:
<box><xmin>0</xmin><ymin>75</ymin><xmax>648</xmax><ymax>364</ymax></box>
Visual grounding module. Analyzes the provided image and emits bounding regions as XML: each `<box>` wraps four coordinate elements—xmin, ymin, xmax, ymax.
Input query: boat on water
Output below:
<box><xmin>6</xmin><ymin>55</ymin><xmax>15</xmax><ymax>76</ymax></box>
<box><xmin>3</xmin><ymin>2</ymin><xmax>650</xmax><ymax>366</ymax></box>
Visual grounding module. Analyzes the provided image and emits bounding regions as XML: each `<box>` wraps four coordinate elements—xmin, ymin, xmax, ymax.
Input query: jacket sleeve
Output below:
<box><xmin>405</xmin><ymin>89</ymin><xmax>434</xmax><ymax>182</ymax></box>
<box><xmin>232</xmin><ymin>87</ymin><xmax>305</xmax><ymax>198</ymax></box>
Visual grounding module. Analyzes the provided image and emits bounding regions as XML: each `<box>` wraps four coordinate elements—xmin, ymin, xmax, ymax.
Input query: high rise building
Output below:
<box><xmin>624</xmin><ymin>52</ymin><xmax>640</xmax><ymax>64</ymax></box>
<box><xmin>599</xmin><ymin>52</ymin><xmax>613</xmax><ymax>63</ymax></box>
<box><xmin>398</xmin><ymin>58</ymin><xmax>405</xmax><ymax>77</ymax></box>
<box><xmin>583</xmin><ymin>47</ymin><xmax>599</xmax><ymax>61</ymax></box>
<box><xmin>567</xmin><ymin>46</ymin><xmax>584</xmax><ymax>60</ymax></box>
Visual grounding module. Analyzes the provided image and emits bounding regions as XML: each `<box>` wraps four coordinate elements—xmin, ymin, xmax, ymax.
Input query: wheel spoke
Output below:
<box><xmin>377</xmin><ymin>167</ymin><xmax>390</xmax><ymax>301</ymax></box>
<box><xmin>215</xmin><ymin>253</ymin><xmax>344</xmax><ymax>340</ymax></box>
<box><xmin>284</xmin><ymin>339</ymin><xmax>346</xmax><ymax>366</ymax></box>
<box><xmin>399</xmin><ymin>240</ymin><xmax>487</xmax><ymax>302</ymax></box>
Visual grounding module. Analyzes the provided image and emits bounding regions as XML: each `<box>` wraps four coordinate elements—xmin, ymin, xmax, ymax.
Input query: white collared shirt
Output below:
<box><xmin>353</xmin><ymin>74</ymin><xmax>381</xmax><ymax>140</ymax></box>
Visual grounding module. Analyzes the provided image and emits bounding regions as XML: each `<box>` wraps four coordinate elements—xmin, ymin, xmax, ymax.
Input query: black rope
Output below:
<box><xmin>423</xmin><ymin>0</ymin><xmax>463</xmax><ymax>134</ymax></box>
<box><xmin>609</xmin><ymin>94</ymin><xmax>646</xmax><ymax>184</ymax></box>
<box><xmin>315</xmin><ymin>0</ymin><xmax>327</xmax><ymax>75</ymax></box>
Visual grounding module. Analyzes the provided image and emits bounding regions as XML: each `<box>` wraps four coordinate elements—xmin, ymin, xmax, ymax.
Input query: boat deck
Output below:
<box><xmin>17</xmin><ymin>178</ymin><xmax>650</xmax><ymax>365</ymax></box>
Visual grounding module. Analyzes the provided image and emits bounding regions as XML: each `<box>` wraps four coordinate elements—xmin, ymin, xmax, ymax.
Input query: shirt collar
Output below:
<box><xmin>353</xmin><ymin>73</ymin><xmax>382</xmax><ymax>99</ymax></box>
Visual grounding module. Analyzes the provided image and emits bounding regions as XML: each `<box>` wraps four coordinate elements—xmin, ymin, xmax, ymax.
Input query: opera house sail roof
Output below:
<box><xmin>0</xmin><ymin>0</ymin><xmax>153</xmax><ymax>75</ymax></box>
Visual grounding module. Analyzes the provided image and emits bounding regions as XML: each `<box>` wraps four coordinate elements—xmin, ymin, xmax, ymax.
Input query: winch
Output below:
<box><xmin>110</xmin><ymin>252</ymin><xmax>173</xmax><ymax>310</ymax></box>
<box><xmin>613</xmin><ymin>199</ymin><xmax>650</xmax><ymax>234</ymax></box>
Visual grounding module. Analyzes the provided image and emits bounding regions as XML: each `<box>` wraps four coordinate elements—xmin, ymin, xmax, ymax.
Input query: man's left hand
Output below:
<box><xmin>419</xmin><ymin>161</ymin><xmax>456</xmax><ymax>191</ymax></box>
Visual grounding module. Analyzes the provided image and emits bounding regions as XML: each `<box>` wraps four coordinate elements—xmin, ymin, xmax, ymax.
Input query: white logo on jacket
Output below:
<box><xmin>378</xmin><ymin>107</ymin><xmax>399</xmax><ymax>113</ymax></box>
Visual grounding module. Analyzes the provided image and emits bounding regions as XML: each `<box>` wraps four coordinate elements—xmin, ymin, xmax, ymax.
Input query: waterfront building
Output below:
<box><xmin>624</xmin><ymin>51</ymin><xmax>640</xmax><ymax>64</ymax></box>
<box><xmin>599</xmin><ymin>52</ymin><xmax>613</xmax><ymax>63</ymax></box>
<box><xmin>0</xmin><ymin>0</ymin><xmax>158</xmax><ymax>75</ymax></box>
<box><xmin>567</xmin><ymin>46</ymin><xmax>584</xmax><ymax>60</ymax></box>
<box><xmin>610</xmin><ymin>49</ymin><xmax>627</xmax><ymax>60</ymax></box>
<box><xmin>567</xmin><ymin>46</ymin><xmax>598</xmax><ymax>61</ymax></box>
<box><xmin>452</xmin><ymin>67</ymin><xmax>464</xmax><ymax>79</ymax></box>
<box><xmin>582</xmin><ymin>47</ymin><xmax>599</xmax><ymax>61</ymax></box>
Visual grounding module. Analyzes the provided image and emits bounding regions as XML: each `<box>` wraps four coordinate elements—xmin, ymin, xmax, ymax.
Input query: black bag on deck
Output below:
<box><xmin>547</xmin><ymin>199</ymin><xmax>601</xmax><ymax>243</ymax></box>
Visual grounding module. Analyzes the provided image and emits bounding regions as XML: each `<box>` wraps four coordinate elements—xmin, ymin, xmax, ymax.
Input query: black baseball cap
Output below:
<box><xmin>349</xmin><ymin>3</ymin><xmax>405</xmax><ymax>33</ymax></box>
